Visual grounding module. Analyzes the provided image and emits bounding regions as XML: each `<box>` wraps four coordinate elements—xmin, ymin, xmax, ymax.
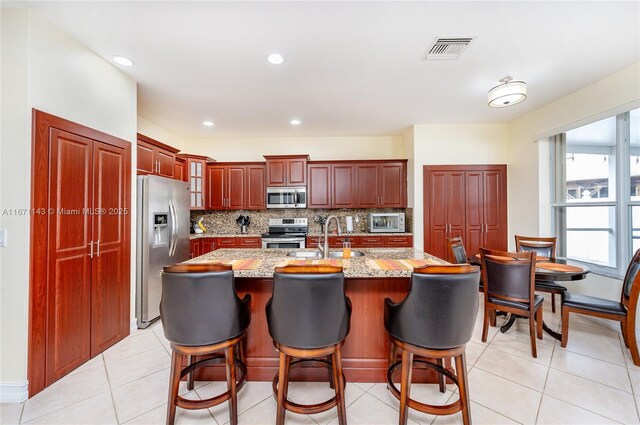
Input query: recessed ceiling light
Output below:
<box><xmin>290</xmin><ymin>119</ymin><xmax>301</xmax><ymax>126</ymax></box>
<box><xmin>267</xmin><ymin>54</ymin><xmax>284</xmax><ymax>65</ymax></box>
<box><xmin>113</xmin><ymin>56</ymin><xmax>134</xmax><ymax>67</ymax></box>
<box><xmin>202</xmin><ymin>121</ymin><xmax>214</xmax><ymax>127</ymax></box>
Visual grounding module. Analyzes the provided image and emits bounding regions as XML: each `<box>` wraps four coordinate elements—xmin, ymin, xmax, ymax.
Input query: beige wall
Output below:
<box><xmin>181</xmin><ymin>135</ymin><xmax>406</xmax><ymax>162</ymax></box>
<box><xmin>0</xmin><ymin>8</ymin><xmax>137</xmax><ymax>399</ymax></box>
<box><xmin>507</xmin><ymin>63</ymin><xmax>640</xmax><ymax>304</ymax></box>
<box><xmin>410</xmin><ymin>124</ymin><xmax>510</xmax><ymax>250</ymax></box>
<box><xmin>138</xmin><ymin>115</ymin><xmax>187</xmax><ymax>151</ymax></box>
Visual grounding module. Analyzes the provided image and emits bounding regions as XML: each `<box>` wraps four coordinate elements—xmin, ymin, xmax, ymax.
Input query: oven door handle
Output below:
<box><xmin>264</xmin><ymin>238</ymin><xmax>305</xmax><ymax>243</ymax></box>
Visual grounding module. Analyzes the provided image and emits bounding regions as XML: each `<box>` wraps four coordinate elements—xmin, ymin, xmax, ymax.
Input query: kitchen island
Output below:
<box><xmin>184</xmin><ymin>248</ymin><xmax>448</xmax><ymax>383</ymax></box>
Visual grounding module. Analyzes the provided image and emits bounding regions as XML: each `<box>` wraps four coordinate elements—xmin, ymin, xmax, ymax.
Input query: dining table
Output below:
<box><xmin>470</xmin><ymin>254</ymin><xmax>591</xmax><ymax>340</ymax></box>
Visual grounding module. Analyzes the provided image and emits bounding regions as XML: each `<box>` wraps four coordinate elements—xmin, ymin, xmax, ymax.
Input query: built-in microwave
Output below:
<box><xmin>369</xmin><ymin>212</ymin><xmax>405</xmax><ymax>233</ymax></box>
<box><xmin>266</xmin><ymin>187</ymin><xmax>307</xmax><ymax>209</ymax></box>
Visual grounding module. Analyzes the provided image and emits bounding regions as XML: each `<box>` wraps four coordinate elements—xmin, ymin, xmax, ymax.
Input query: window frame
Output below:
<box><xmin>550</xmin><ymin>110</ymin><xmax>634</xmax><ymax>278</ymax></box>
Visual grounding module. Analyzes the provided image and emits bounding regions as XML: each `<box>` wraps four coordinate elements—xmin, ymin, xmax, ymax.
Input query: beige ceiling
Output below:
<box><xmin>20</xmin><ymin>1</ymin><xmax>640</xmax><ymax>138</ymax></box>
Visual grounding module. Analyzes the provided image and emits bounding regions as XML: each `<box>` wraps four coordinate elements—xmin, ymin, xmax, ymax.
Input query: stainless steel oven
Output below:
<box><xmin>266</xmin><ymin>187</ymin><xmax>307</xmax><ymax>209</ymax></box>
<box><xmin>261</xmin><ymin>218</ymin><xmax>307</xmax><ymax>248</ymax></box>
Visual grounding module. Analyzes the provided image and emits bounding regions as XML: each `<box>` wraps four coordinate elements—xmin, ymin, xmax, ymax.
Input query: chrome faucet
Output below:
<box><xmin>318</xmin><ymin>215</ymin><xmax>342</xmax><ymax>259</ymax></box>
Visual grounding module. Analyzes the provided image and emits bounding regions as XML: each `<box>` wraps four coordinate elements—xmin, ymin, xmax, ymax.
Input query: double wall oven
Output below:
<box><xmin>261</xmin><ymin>218</ymin><xmax>307</xmax><ymax>249</ymax></box>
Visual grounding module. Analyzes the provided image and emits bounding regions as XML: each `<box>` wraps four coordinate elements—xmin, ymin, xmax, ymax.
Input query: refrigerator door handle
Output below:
<box><xmin>169</xmin><ymin>200</ymin><xmax>177</xmax><ymax>256</ymax></box>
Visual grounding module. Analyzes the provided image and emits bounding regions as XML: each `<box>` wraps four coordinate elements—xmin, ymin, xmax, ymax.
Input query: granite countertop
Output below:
<box><xmin>190</xmin><ymin>233</ymin><xmax>262</xmax><ymax>239</ymax></box>
<box><xmin>191</xmin><ymin>232</ymin><xmax>413</xmax><ymax>239</ymax></box>
<box><xmin>184</xmin><ymin>248</ymin><xmax>446</xmax><ymax>278</ymax></box>
<box><xmin>306</xmin><ymin>232</ymin><xmax>413</xmax><ymax>237</ymax></box>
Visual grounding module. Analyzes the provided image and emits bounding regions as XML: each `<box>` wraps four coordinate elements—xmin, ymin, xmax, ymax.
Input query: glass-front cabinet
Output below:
<box><xmin>178</xmin><ymin>154</ymin><xmax>215</xmax><ymax>210</ymax></box>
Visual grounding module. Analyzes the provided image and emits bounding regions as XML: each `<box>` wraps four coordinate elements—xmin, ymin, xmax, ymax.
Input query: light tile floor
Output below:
<box><xmin>3</xmin><ymin>294</ymin><xmax>640</xmax><ymax>425</ymax></box>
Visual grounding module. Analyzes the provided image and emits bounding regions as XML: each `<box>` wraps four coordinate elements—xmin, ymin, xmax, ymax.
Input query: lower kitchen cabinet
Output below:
<box><xmin>306</xmin><ymin>235</ymin><xmax>413</xmax><ymax>248</ymax></box>
<box><xmin>190</xmin><ymin>236</ymin><xmax>262</xmax><ymax>257</ymax></box>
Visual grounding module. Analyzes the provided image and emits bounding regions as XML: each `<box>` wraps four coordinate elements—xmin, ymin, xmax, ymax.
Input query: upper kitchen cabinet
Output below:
<box><xmin>264</xmin><ymin>154</ymin><xmax>309</xmax><ymax>186</ymax></box>
<box><xmin>308</xmin><ymin>162</ymin><xmax>356</xmax><ymax>208</ymax></box>
<box><xmin>308</xmin><ymin>160</ymin><xmax>407</xmax><ymax>209</ymax></box>
<box><xmin>136</xmin><ymin>133</ymin><xmax>179</xmax><ymax>179</ymax></box>
<box><xmin>206</xmin><ymin>162</ymin><xmax>266</xmax><ymax>210</ymax></box>
<box><xmin>178</xmin><ymin>154</ymin><xmax>215</xmax><ymax>210</ymax></box>
<box><xmin>174</xmin><ymin>156</ymin><xmax>186</xmax><ymax>182</ymax></box>
<box><xmin>354</xmin><ymin>160</ymin><xmax>407</xmax><ymax>208</ymax></box>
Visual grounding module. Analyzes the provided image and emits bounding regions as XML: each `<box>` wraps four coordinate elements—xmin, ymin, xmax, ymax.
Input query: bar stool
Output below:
<box><xmin>385</xmin><ymin>264</ymin><xmax>480</xmax><ymax>425</ymax></box>
<box><xmin>161</xmin><ymin>263</ymin><xmax>251</xmax><ymax>425</ymax></box>
<box><xmin>266</xmin><ymin>265</ymin><xmax>351</xmax><ymax>425</ymax></box>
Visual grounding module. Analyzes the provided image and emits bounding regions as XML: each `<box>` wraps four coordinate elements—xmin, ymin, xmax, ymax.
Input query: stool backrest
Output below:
<box><xmin>480</xmin><ymin>248</ymin><xmax>535</xmax><ymax>305</ymax></box>
<box><xmin>515</xmin><ymin>235</ymin><xmax>556</xmax><ymax>258</ymax></box>
<box><xmin>447</xmin><ymin>236</ymin><xmax>468</xmax><ymax>264</ymax></box>
<box><xmin>267</xmin><ymin>265</ymin><xmax>351</xmax><ymax>349</ymax></box>
<box><xmin>385</xmin><ymin>264</ymin><xmax>480</xmax><ymax>349</ymax></box>
<box><xmin>161</xmin><ymin>263</ymin><xmax>250</xmax><ymax>346</ymax></box>
<box><xmin>622</xmin><ymin>249</ymin><xmax>640</xmax><ymax>308</ymax></box>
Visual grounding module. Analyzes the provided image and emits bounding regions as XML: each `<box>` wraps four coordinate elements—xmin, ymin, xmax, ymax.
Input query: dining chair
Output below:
<box><xmin>515</xmin><ymin>235</ymin><xmax>567</xmax><ymax>313</ymax></box>
<box><xmin>480</xmin><ymin>248</ymin><xmax>543</xmax><ymax>357</ymax></box>
<box><xmin>448</xmin><ymin>236</ymin><xmax>484</xmax><ymax>293</ymax></box>
<box><xmin>561</xmin><ymin>249</ymin><xmax>640</xmax><ymax>366</ymax></box>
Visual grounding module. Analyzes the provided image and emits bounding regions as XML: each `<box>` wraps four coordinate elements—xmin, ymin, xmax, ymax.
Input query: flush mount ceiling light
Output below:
<box><xmin>267</xmin><ymin>53</ymin><xmax>284</xmax><ymax>65</ymax></box>
<box><xmin>113</xmin><ymin>56</ymin><xmax>134</xmax><ymax>67</ymax></box>
<box><xmin>290</xmin><ymin>119</ymin><xmax>301</xmax><ymax>125</ymax></box>
<box><xmin>202</xmin><ymin>121</ymin><xmax>214</xmax><ymax>127</ymax></box>
<box><xmin>488</xmin><ymin>76</ymin><xmax>527</xmax><ymax>108</ymax></box>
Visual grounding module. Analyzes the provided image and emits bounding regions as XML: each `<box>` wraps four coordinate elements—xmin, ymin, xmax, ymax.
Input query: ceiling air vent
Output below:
<box><xmin>423</xmin><ymin>37</ymin><xmax>474</xmax><ymax>60</ymax></box>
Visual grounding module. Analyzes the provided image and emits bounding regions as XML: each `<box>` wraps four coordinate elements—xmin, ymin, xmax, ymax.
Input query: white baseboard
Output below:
<box><xmin>130</xmin><ymin>318</ymin><xmax>137</xmax><ymax>332</ymax></box>
<box><xmin>0</xmin><ymin>381</ymin><xmax>28</xmax><ymax>403</ymax></box>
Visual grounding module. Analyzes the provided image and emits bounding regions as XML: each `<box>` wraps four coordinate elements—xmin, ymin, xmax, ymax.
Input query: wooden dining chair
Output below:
<box><xmin>515</xmin><ymin>235</ymin><xmax>567</xmax><ymax>313</ymax></box>
<box><xmin>561</xmin><ymin>249</ymin><xmax>640</xmax><ymax>366</ymax></box>
<box><xmin>480</xmin><ymin>248</ymin><xmax>543</xmax><ymax>358</ymax></box>
<box><xmin>448</xmin><ymin>236</ymin><xmax>483</xmax><ymax>293</ymax></box>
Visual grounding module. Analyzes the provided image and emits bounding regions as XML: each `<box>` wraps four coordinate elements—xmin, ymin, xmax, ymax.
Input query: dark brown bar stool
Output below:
<box><xmin>266</xmin><ymin>265</ymin><xmax>351</xmax><ymax>425</ymax></box>
<box><xmin>515</xmin><ymin>235</ymin><xmax>567</xmax><ymax>312</ymax></box>
<box><xmin>385</xmin><ymin>264</ymin><xmax>480</xmax><ymax>425</ymax></box>
<box><xmin>161</xmin><ymin>263</ymin><xmax>251</xmax><ymax>425</ymax></box>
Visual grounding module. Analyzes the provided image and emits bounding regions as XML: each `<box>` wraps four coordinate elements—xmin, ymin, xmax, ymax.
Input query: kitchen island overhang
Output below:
<box><xmin>182</xmin><ymin>248</ymin><xmax>456</xmax><ymax>383</ymax></box>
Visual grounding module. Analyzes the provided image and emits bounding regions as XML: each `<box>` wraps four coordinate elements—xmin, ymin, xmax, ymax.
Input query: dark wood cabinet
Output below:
<box><xmin>306</xmin><ymin>235</ymin><xmax>413</xmax><ymax>248</ymax></box>
<box><xmin>174</xmin><ymin>156</ymin><xmax>186</xmax><ymax>182</ymax></box>
<box><xmin>31</xmin><ymin>111</ymin><xmax>131</xmax><ymax>395</ymax></box>
<box><xmin>264</xmin><ymin>155</ymin><xmax>309</xmax><ymax>187</ymax></box>
<box><xmin>308</xmin><ymin>164</ymin><xmax>332</xmax><ymax>208</ymax></box>
<box><xmin>136</xmin><ymin>133</ymin><xmax>179</xmax><ymax>178</ymax></box>
<box><xmin>178</xmin><ymin>154</ymin><xmax>215</xmax><ymax>210</ymax></box>
<box><xmin>190</xmin><ymin>236</ymin><xmax>262</xmax><ymax>257</ymax></box>
<box><xmin>206</xmin><ymin>163</ymin><xmax>266</xmax><ymax>210</ymax></box>
<box><xmin>424</xmin><ymin>165</ymin><xmax>507</xmax><ymax>261</ymax></box>
<box><xmin>246</xmin><ymin>165</ymin><xmax>266</xmax><ymax>210</ymax></box>
<box><xmin>308</xmin><ymin>162</ymin><xmax>357</xmax><ymax>209</ymax></box>
<box><xmin>355</xmin><ymin>161</ymin><xmax>407</xmax><ymax>208</ymax></box>
<box><xmin>308</xmin><ymin>160</ymin><xmax>406</xmax><ymax>209</ymax></box>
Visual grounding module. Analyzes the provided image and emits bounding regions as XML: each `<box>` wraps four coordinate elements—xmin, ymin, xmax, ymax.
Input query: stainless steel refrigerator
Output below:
<box><xmin>136</xmin><ymin>175</ymin><xmax>190</xmax><ymax>328</ymax></box>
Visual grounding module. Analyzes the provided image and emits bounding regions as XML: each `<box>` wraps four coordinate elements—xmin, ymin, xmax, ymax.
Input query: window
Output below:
<box><xmin>551</xmin><ymin>108</ymin><xmax>638</xmax><ymax>277</ymax></box>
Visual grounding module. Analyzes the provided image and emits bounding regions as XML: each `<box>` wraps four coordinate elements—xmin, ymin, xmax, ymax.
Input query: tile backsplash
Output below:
<box><xmin>191</xmin><ymin>208</ymin><xmax>413</xmax><ymax>235</ymax></box>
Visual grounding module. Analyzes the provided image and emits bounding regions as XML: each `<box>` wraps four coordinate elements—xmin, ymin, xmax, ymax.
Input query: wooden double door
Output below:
<box><xmin>424</xmin><ymin>165</ymin><xmax>507</xmax><ymax>262</ymax></box>
<box><xmin>30</xmin><ymin>111</ymin><xmax>131</xmax><ymax>395</ymax></box>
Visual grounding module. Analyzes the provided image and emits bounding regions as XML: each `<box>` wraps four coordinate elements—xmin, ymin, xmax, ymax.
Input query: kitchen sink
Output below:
<box><xmin>287</xmin><ymin>251</ymin><xmax>323</xmax><ymax>259</ymax></box>
<box><xmin>329</xmin><ymin>251</ymin><xmax>365</xmax><ymax>258</ymax></box>
<box><xmin>286</xmin><ymin>250</ymin><xmax>365</xmax><ymax>259</ymax></box>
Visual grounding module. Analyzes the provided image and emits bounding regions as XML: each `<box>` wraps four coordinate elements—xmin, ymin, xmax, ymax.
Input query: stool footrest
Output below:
<box><xmin>272</xmin><ymin>357</ymin><xmax>344</xmax><ymax>415</ymax></box>
<box><xmin>387</xmin><ymin>358</ymin><xmax>463</xmax><ymax>416</ymax></box>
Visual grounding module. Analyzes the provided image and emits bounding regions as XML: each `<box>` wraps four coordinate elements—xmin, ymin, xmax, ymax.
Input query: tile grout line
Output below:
<box><xmin>534</xmin><ymin>336</ymin><xmax>555</xmax><ymax>424</ymax></box>
<box><xmin>102</xmin><ymin>353</ymin><xmax>122</xmax><ymax>425</ymax></box>
<box><xmin>539</xmin><ymin>394</ymin><xmax>626</xmax><ymax>425</ymax></box>
<box><xmin>619</xmin><ymin>332</ymin><xmax>640</xmax><ymax>422</ymax></box>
